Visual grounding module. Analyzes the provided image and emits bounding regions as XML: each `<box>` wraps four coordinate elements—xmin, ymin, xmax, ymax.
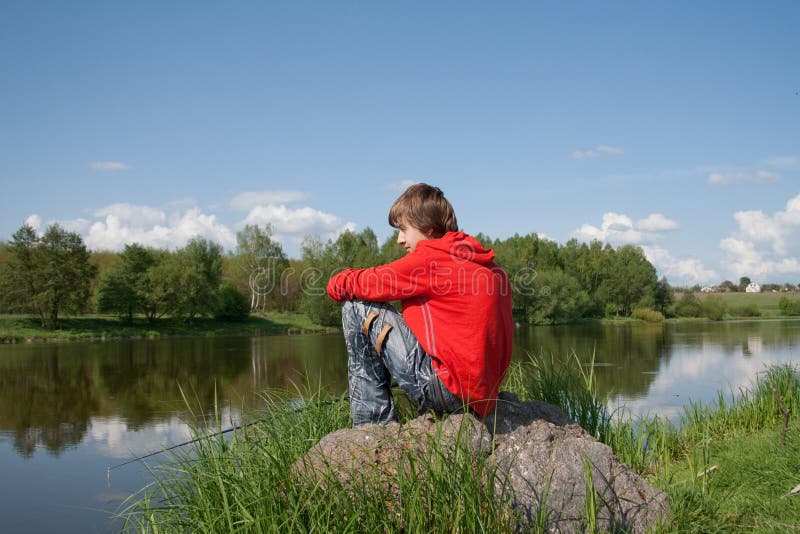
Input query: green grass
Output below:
<box><xmin>119</xmin><ymin>355</ymin><xmax>800</xmax><ymax>533</ymax></box>
<box><xmin>118</xmin><ymin>389</ymin><xmax>517</xmax><ymax>533</ymax></box>
<box><xmin>496</xmin><ymin>355</ymin><xmax>800</xmax><ymax>532</ymax></box>
<box><xmin>695</xmin><ymin>291</ymin><xmax>800</xmax><ymax>318</ymax></box>
<box><xmin>0</xmin><ymin>311</ymin><xmax>335</xmax><ymax>343</ymax></box>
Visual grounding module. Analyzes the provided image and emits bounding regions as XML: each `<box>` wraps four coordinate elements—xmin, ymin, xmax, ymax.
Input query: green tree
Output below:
<box><xmin>720</xmin><ymin>280</ymin><xmax>737</xmax><ymax>292</ymax></box>
<box><xmin>0</xmin><ymin>224</ymin><xmax>96</xmax><ymax>328</ymax></box>
<box><xmin>738</xmin><ymin>276</ymin><xmax>752</xmax><ymax>292</ymax></box>
<box><xmin>141</xmin><ymin>250</ymin><xmax>182</xmax><ymax>322</ymax></box>
<box><xmin>561</xmin><ymin>239</ymin><xmax>613</xmax><ymax>315</ymax></box>
<box><xmin>653</xmin><ymin>277</ymin><xmax>674</xmax><ymax>315</ymax></box>
<box><xmin>524</xmin><ymin>269</ymin><xmax>590</xmax><ymax>325</ymax></box>
<box><xmin>214</xmin><ymin>280</ymin><xmax>251</xmax><ymax>321</ymax></box>
<box><xmin>93</xmin><ymin>244</ymin><xmax>157</xmax><ymax>322</ymax></box>
<box><xmin>229</xmin><ymin>224</ymin><xmax>288</xmax><ymax>313</ymax></box>
<box><xmin>173</xmin><ymin>238</ymin><xmax>223</xmax><ymax>323</ymax></box>
<box><xmin>300</xmin><ymin>229</ymin><xmax>383</xmax><ymax>326</ymax></box>
<box><xmin>493</xmin><ymin>233</ymin><xmax>560</xmax><ymax>316</ymax></box>
<box><xmin>378</xmin><ymin>231</ymin><xmax>405</xmax><ymax>264</ymax></box>
<box><xmin>595</xmin><ymin>246</ymin><xmax>657</xmax><ymax>316</ymax></box>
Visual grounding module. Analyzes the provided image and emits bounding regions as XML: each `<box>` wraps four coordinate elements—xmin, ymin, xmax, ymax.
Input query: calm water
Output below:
<box><xmin>1</xmin><ymin>320</ymin><xmax>799</xmax><ymax>533</ymax></box>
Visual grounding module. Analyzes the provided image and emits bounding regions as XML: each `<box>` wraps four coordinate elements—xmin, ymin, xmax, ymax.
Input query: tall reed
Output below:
<box><xmin>121</xmin><ymin>354</ymin><xmax>800</xmax><ymax>533</ymax></box>
<box><xmin>118</xmin><ymin>388</ymin><xmax>518</xmax><ymax>533</ymax></box>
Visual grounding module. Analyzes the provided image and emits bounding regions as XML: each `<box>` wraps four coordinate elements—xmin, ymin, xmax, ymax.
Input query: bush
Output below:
<box><xmin>674</xmin><ymin>293</ymin><xmax>703</xmax><ymax>317</ymax></box>
<box><xmin>631</xmin><ymin>308</ymin><xmax>665</xmax><ymax>322</ymax></box>
<box><xmin>779</xmin><ymin>296</ymin><xmax>800</xmax><ymax>316</ymax></box>
<box><xmin>214</xmin><ymin>281</ymin><xmax>251</xmax><ymax>322</ymax></box>
<box><xmin>699</xmin><ymin>297</ymin><xmax>726</xmax><ymax>321</ymax></box>
<box><xmin>729</xmin><ymin>304</ymin><xmax>761</xmax><ymax>318</ymax></box>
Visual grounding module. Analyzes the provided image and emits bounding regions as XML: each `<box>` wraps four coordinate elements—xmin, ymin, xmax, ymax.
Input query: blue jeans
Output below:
<box><xmin>341</xmin><ymin>300</ymin><xmax>464</xmax><ymax>427</ymax></box>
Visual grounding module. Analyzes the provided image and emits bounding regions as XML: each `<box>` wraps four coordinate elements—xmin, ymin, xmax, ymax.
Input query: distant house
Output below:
<box><xmin>745</xmin><ymin>282</ymin><xmax>761</xmax><ymax>293</ymax></box>
<box><xmin>700</xmin><ymin>286</ymin><xmax>714</xmax><ymax>293</ymax></box>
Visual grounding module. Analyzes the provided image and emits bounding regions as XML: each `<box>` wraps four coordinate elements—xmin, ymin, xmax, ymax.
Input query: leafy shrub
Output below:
<box><xmin>525</xmin><ymin>270</ymin><xmax>591</xmax><ymax>325</ymax></box>
<box><xmin>779</xmin><ymin>296</ymin><xmax>800</xmax><ymax>316</ymax></box>
<box><xmin>699</xmin><ymin>297</ymin><xmax>726</xmax><ymax>321</ymax></box>
<box><xmin>729</xmin><ymin>304</ymin><xmax>761</xmax><ymax>317</ymax></box>
<box><xmin>674</xmin><ymin>293</ymin><xmax>703</xmax><ymax>317</ymax></box>
<box><xmin>631</xmin><ymin>308</ymin><xmax>665</xmax><ymax>322</ymax></box>
<box><xmin>214</xmin><ymin>281</ymin><xmax>251</xmax><ymax>322</ymax></box>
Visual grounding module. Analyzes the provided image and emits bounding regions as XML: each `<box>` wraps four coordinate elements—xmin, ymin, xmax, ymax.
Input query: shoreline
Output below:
<box><xmin>0</xmin><ymin>312</ymin><xmax>339</xmax><ymax>345</ymax></box>
<box><xmin>5</xmin><ymin>313</ymin><xmax>800</xmax><ymax>345</ymax></box>
<box><xmin>0</xmin><ymin>328</ymin><xmax>340</xmax><ymax>344</ymax></box>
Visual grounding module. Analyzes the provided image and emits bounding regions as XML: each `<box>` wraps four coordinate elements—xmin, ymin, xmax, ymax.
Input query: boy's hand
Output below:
<box><xmin>326</xmin><ymin>270</ymin><xmax>353</xmax><ymax>301</ymax></box>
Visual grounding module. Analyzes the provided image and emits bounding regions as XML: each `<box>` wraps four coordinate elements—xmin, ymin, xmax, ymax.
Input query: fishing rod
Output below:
<box><xmin>107</xmin><ymin>394</ymin><xmax>349</xmax><ymax>475</ymax></box>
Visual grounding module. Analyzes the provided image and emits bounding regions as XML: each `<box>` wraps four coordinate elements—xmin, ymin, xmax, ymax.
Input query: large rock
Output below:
<box><xmin>294</xmin><ymin>412</ymin><xmax>492</xmax><ymax>489</ymax></box>
<box><xmin>293</xmin><ymin>393</ymin><xmax>669</xmax><ymax>533</ymax></box>
<box><xmin>488</xmin><ymin>392</ymin><xmax>669</xmax><ymax>533</ymax></box>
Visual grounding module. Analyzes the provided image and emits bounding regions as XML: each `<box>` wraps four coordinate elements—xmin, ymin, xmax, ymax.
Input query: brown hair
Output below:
<box><xmin>388</xmin><ymin>183</ymin><xmax>458</xmax><ymax>237</ymax></box>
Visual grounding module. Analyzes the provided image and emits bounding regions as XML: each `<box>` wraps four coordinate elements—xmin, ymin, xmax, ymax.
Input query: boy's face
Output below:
<box><xmin>396</xmin><ymin>221</ymin><xmax>431</xmax><ymax>253</ymax></box>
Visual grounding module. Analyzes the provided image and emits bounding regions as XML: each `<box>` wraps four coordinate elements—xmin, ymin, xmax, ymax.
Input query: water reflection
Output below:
<box><xmin>0</xmin><ymin>335</ymin><xmax>349</xmax><ymax>457</ymax></box>
<box><xmin>0</xmin><ymin>323</ymin><xmax>799</xmax><ymax>534</ymax></box>
<box><xmin>0</xmin><ymin>321</ymin><xmax>798</xmax><ymax>457</ymax></box>
<box><xmin>89</xmin><ymin>415</ymin><xmax>193</xmax><ymax>459</ymax></box>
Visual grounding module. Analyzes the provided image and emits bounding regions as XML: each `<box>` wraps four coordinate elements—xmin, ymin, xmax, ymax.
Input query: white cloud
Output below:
<box><xmin>19</xmin><ymin>194</ymin><xmax>357</xmax><ymax>257</ymax></box>
<box><xmin>570</xmin><ymin>145</ymin><xmax>624</xmax><ymax>160</ymax></box>
<box><xmin>707</xmin><ymin>170</ymin><xmax>780</xmax><ymax>185</ymax></box>
<box><xmin>241</xmin><ymin>204</ymin><xmax>356</xmax><ymax>246</ymax></box>
<box><xmin>573</xmin><ymin>211</ymin><xmax>677</xmax><ymax>246</ymax></box>
<box><xmin>229</xmin><ymin>190</ymin><xmax>307</xmax><ymax>211</ymax></box>
<box><xmin>84</xmin><ymin>204</ymin><xmax>236</xmax><ymax>251</ymax></box>
<box><xmin>641</xmin><ymin>245</ymin><xmax>718</xmax><ymax>284</ymax></box>
<box><xmin>24</xmin><ymin>214</ymin><xmax>42</xmax><ymax>233</ymax></box>
<box><xmin>89</xmin><ymin>161</ymin><xmax>129</xmax><ymax>171</ymax></box>
<box><xmin>597</xmin><ymin>145</ymin><xmax>624</xmax><ymax>155</ymax></box>
<box><xmin>21</xmin><ymin>214</ymin><xmax>89</xmax><ymax>235</ymax></box>
<box><xmin>574</xmin><ymin>211</ymin><xmax>706</xmax><ymax>283</ymax></box>
<box><xmin>719</xmin><ymin>192</ymin><xmax>800</xmax><ymax>280</ymax></box>
<box><xmin>59</xmin><ymin>218</ymin><xmax>91</xmax><ymax>234</ymax></box>
<box><xmin>94</xmin><ymin>203</ymin><xmax>166</xmax><ymax>227</ymax></box>
<box><xmin>636</xmin><ymin>213</ymin><xmax>680</xmax><ymax>232</ymax></box>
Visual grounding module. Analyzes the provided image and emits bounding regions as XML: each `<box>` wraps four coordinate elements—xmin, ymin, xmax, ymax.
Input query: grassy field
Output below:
<box><xmin>0</xmin><ymin>311</ymin><xmax>335</xmax><ymax>343</ymax></box>
<box><xmin>694</xmin><ymin>290</ymin><xmax>799</xmax><ymax>317</ymax></box>
<box><xmin>119</xmin><ymin>354</ymin><xmax>800</xmax><ymax>533</ymax></box>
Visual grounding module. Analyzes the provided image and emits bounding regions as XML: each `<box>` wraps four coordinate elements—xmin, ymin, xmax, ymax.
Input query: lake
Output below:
<box><xmin>1</xmin><ymin>319</ymin><xmax>799</xmax><ymax>533</ymax></box>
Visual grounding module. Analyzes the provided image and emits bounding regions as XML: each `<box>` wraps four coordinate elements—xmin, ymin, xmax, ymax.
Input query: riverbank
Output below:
<box><xmin>0</xmin><ymin>311</ymin><xmax>336</xmax><ymax>343</ymax></box>
<box><xmin>5</xmin><ymin>309</ymin><xmax>798</xmax><ymax>345</ymax></box>
<box><xmin>119</xmin><ymin>356</ymin><xmax>800</xmax><ymax>532</ymax></box>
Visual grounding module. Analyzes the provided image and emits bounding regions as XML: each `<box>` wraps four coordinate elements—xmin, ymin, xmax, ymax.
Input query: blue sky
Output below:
<box><xmin>1</xmin><ymin>1</ymin><xmax>798</xmax><ymax>285</ymax></box>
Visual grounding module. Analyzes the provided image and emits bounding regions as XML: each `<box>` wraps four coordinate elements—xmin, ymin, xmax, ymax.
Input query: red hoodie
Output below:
<box><xmin>326</xmin><ymin>231</ymin><xmax>513</xmax><ymax>417</ymax></box>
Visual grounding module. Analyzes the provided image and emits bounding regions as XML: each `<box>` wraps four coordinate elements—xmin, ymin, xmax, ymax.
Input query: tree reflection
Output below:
<box><xmin>1</xmin><ymin>321</ymin><xmax>797</xmax><ymax>457</ymax></box>
<box><xmin>0</xmin><ymin>335</ymin><xmax>348</xmax><ymax>457</ymax></box>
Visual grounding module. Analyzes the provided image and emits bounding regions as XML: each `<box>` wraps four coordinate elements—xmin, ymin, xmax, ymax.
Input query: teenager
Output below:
<box><xmin>327</xmin><ymin>183</ymin><xmax>513</xmax><ymax>427</ymax></box>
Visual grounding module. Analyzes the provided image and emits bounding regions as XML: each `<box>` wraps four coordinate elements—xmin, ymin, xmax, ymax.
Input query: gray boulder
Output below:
<box><xmin>294</xmin><ymin>393</ymin><xmax>669</xmax><ymax>533</ymax></box>
<box><xmin>488</xmin><ymin>392</ymin><xmax>669</xmax><ymax>533</ymax></box>
<box><xmin>293</xmin><ymin>412</ymin><xmax>492</xmax><ymax>490</ymax></box>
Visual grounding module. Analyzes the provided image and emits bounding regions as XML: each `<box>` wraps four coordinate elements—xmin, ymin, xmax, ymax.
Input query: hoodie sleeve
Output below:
<box><xmin>326</xmin><ymin>252</ymin><xmax>432</xmax><ymax>302</ymax></box>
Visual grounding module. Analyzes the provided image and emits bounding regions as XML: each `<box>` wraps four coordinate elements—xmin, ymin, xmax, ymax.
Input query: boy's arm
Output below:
<box><xmin>326</xmin><ymin>253</ymin><xmax>430</xmax><ymax>302</ymax></box>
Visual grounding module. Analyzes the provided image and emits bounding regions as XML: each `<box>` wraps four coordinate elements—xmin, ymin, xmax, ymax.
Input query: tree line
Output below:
<box><xmin>0</xmin><ymin>222</ymin><xmax>683</xmax><ymax>328</ymax></box>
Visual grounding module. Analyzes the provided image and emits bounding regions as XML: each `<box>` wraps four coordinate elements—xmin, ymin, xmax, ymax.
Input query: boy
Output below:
<box><xmin>326</xmin><ymin>183</ymin><xmax>513</xmax><ymax>427</ymax></box>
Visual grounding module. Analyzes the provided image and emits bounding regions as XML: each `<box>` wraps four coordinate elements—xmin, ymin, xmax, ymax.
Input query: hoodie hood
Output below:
<box><xmin>417</xmin><ymin>231</ymin><xmax>496</xmax><ymax>265</ymax></box>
